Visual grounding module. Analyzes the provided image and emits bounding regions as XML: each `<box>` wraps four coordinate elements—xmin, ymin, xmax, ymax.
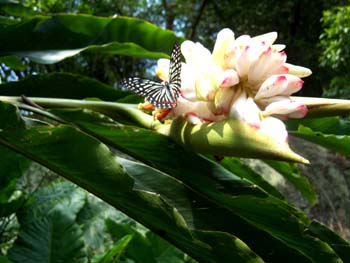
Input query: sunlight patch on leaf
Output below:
<box><xmin>17</xmin><ymin>48</ymin><xmax>85</xmax><ymax>64</ymax></box>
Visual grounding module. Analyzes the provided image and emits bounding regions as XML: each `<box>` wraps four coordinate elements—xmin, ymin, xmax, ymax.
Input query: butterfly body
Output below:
<box><xmin>122</xmin><ymin>43</ymin><xmax>182</xmax><ymax>109</ymax></box>
<box><xmin>162</xmin><ymin>81</ymin><xmax>177</xmax><ymax>104</ymax></box>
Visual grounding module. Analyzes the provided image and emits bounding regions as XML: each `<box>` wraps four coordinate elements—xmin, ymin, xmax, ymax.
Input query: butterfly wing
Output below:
<box><xmin>168</xmin><ymin>43</ymin><xmax>182</xmax><ymax>97</ymax></box>
<box><xmin>121</xmin><ymin>44</ymin><xmax>182</xmax><ymax>109</ymax></box>
<box><xmin>122</xmin><ymin>77</ymin><xmax>176</xmax><ymax>109</ymax></box>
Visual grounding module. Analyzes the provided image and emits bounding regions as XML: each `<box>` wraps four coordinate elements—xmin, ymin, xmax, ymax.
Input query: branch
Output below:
<box><xmin>162</xmin><ymin>0</ymin><xmax>177</xmax><ymax>30</ymax></box>
<box><xmin>188</xmin><ymin>0</ymin><xmax>208</xmax><ymax>40</ymax></box>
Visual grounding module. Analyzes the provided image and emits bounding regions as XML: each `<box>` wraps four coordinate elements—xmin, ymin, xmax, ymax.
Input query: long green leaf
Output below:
<box><xmin>0</xmin><ymin>1</ymin><xmax>38</xmax><ymax>17</ymax></box>
<box><xmin>48</xmin><ymin>107</ymin><xmax>346</xmax><ymax>263</ymax></box>
<box><xmin>0</xmin><ymin>73</ymin><xmax>130</xmax><ymax>101</ymax></box>
<box><xmin>0</xmin><ymin>102</ymin><xmax>269</xmax><ymax>263</ymax></box>
<box><xmin>290</xmin><ymin>125</ymin><xmax>350</xmax><ymax>156</ymax></box>
<box><xmin>219</xmin><ymin>157</ymin><xmax>285</xmax><ymax>200</ymax></box>
<box><xmin>8</xmin><ymin>182</ymin><xmax>88</xmax><ymax>263</ymax></box>
<box><xmin>17</xmin><ymin>182</ymin><xmax>86</xmax><ymax>226</ymax></box>
<box><xmin>0</xmin><ymin>14</ymin><xmax>181</xmax><ymax>63</ymax></box>
<box><xmin>96</xmin><ymin>235</ymin><xmax>133</xmax><ymax>263</ymax></box>
<box><xmin>0</xmin><ymin>102</ymin><xmax>30</xmax><ymax>203</ymax></box>
<box><xmin>106</xmin><ymin>220</ymin><xmax>186</xmax><ymax>263</ymax></box>
<box><xmin>287</xmin><ymin>117</ymin><xmax>350</xmax><ymax>135</ymax></box>
<box><xmin>264</xmin><ymin>160</ymin><xmax>317</xmax><ymax>205</ymax></box>
<box><xmin>287</xmin><ymin>117</ymin><xmax>350</xmax><ymax>156</ymax></box>
<box><xmin>106</xmin><ymin>220</ymin><xmax>158</xmax><ymax>263</ymax></box>
<box><xmin>308</xmin><ymin>221</ymin><xmax>350</xmax><ymax>262</ymax></box>
<box><xmin>77</xmin><ymin>195</ymin><xmax>136</xmax><ymax>258</ymax></box>
<box><xmin>0</xmin><ymin>144</ymin><xmax>30</xmax><ymax>201</ymax></box>
<box><xmin>9</xmin><ymin>210</ymin><xmax>87</xmax><ymax>263</ymax></box>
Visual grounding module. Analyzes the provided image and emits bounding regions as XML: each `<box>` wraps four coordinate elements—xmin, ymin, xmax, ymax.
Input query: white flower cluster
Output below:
<box><xmin>155</xmin><ymin>28</ymin><xmax>312</xmax><ymax>143</ymax></box>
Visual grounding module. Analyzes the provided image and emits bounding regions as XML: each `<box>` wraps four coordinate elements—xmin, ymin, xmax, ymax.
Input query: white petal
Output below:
<box><xmin>284</xmin><ymin>63</ymin><xmax>312</xmax><ymax>78</ymax></box>
<box><xmin>236</xmin><ymin>46</ymin><xmax>251</xmax><ymax>77</ymax></box>
<box><xmin>156</xmin><ymin>58</ymin><xmax>170</xmax><ymax>81</ymax></box>
<box><xmin>229</xmin><ymin>92</ymin><xmax>261</xmax><ymax>127</ymax></box>
<box><xmin>218</xmin><ymin>69</ymin><xmax>239</xmax><ymax>88</ymax></box>
<box><xmin>287</xmin><ymin>105</ymin><xmax>308</xmax><ymax>118</ymax></box>
<box><xmin>272</xmin><ymin>44</ymin><xmax>286</xmax><ymax>52</ymax></box>
<box><xmin>169</xmin><ymin>97</ymin><xmax>222</xmax><ymax>123</ymax></box>
<box><xmin>247</xmin><ymin>46</ymin><xmax>273</xmax><ymax>85</ymax></box>
<box><xmin>212</xmin><ymin>28</ymin><xmax>235</xmax><ymax>68</ymax></box>
<box><xmin>255</xmin><ymin>74</ymin><xmax>304</xmax><ymax>100</ymax></box>
<box><xmin>262</xmin><ymin>96</ymin><xmax>308</xmax><ymax>118</ymax></box>
<box><xmin>235</xmin><ymin>35</ymin><xmax>252</xmax><ymax>47</ymax></box>
<box><xmin>181</xmin><ymin>40</ymin><xmax>212</xmax><ymax>69</ymax></box>
<box><xmin>260</xmin><ymin>117</ymin><xmax>288</xmax><ymax>143</ymax></box>
<box><xmin>266</xmin><ymin>52</ymin><xmax>288</xmax><ymax>76</ymax></box>
<box><xmin>252</xmin><ymin>32</ymin><xmax>278</xmax><ymax>46</ymax></box>
<box><xmin>214</xmin><ymin>85</ymin><xmax>238</xmax><ymax>115</ymax></box>
<box><xmin>179</xmin><ymin>63</ymin><xmax>197</xmax><ymax>100</ymax></box>
<box><xmin>195</xmin><ymin>75</ymin><xmax>217</xmax><ymax>100</ymax></box>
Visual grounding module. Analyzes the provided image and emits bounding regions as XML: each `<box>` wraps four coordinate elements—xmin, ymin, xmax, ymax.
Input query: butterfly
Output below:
<box><xmin>121</xmin><ymin>43</ymin><xmax>182</xmax><ymax>109</ymax></box>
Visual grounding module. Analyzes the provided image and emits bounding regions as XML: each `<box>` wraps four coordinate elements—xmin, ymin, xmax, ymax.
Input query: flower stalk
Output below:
<box><xmin>0</xmin><ymin>96</ymin><xmax>154</xmax><ymax>129</ymax></box>
<box><xmin>291</xmin><ymin>96</ymin><xmax>350</xmax><ymax>118</ymax></box>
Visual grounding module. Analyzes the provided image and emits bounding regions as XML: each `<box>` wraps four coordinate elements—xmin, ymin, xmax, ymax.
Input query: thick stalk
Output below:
<box><xmin>0</xmin><ymin>96</ymin><xmax>154</xmax><ymax>129</ymax></box>
<box><xmin>291</xmin><ymin>96</ymin><xmax>350</xmax><ymax>118</ymax></box>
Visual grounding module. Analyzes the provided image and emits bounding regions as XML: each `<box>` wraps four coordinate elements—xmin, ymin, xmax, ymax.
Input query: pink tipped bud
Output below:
<box><xmin>255</xmin><ymin>74</ymin><xmax>304</xmax><ymax>99</ymax></box>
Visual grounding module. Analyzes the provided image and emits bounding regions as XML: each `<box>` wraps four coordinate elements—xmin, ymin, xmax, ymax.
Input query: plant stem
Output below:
<box><xmin>291</xmin><ymin>96</ymin><xmax>350</xmax><ymax>118</ymax></box>
<box><xmin>0</xmin><ymin>96</ymin><xmax>154</xmax><ymax>129</ymax></box>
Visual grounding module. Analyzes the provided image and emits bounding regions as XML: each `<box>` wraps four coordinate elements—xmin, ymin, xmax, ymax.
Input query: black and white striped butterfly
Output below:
<box><xmin>122</xmin><ymin>43</ymin><xmax>182</xmax><ymax>109</ymax></box>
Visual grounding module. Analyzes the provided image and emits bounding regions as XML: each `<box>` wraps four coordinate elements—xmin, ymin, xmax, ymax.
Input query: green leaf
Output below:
<box><xmin>18</xmin><ymin>181</ymin><xmax>86</xmax><ymax>226</ymax></box>
<box><xmin>0</xmin><ymin>101</ymin><xmax>25</xmax><ymax>130</ymax></box>
<box><xmin>0</xmin><ymin>1</ymin><xmax>19</xmax><ymax>4</ymax></box>
<box><xmin>286</xmin><ymin>117</ymin><xmax>350</xmax><ymax>135</ymax></box>
<box><xmin>0</xmin><ymin>1</ymin><xmax>38</xmax><ymax>17</ymax></box>
<box><xmin>193</xmin><ymin>230</ymin><xmax>265</xmax><ymax>263</ymax></box>
<box><xmin>264</xmin><ymin>160</ymin><xmax>317</xmax><ymax>205</ymax></box>
<box><xmin>0</xmin><ymin>103</ymin><xmax>281</xmax><ymax>262</ymax></box>
<box><xmin>146</xmin><ymin>231</ymin><xmax>187</xmax><ymax>263</ymax></box>
<box><xmin>107</xmin><ymin>220</ymin><xmax>160</xmax><ymax>263</ymax></box>
<box><xmin>8</xmin><ymin>208</ymin><xmax>87</xmax><ymax>263</ymax></box>
<box><xmin>0</xmin><ymin>197</ymin><xmax>24</xmax><ymax>217</ymax></box>
<box><xmin>8</xmin><ymin>181</ymin><xmax>88</xmax><ymax>263</ymax></box>
<box><xmin>308</xmin><ymin>221</ymin><xmax>350</xmax><ymax>262</ymax></box>
<box><xmin>219</xmin><ymin>157</ymin><xmax>285</xmax><ymax>200</ymax></box>
<box><xmin>118</xmin><ymin>157</ymin><xmax>310</xmax><ymax>262</ymax></box>
<box><xmin>77</xmin><ymin>194</ymin><xmax>137</xmax><ymax>258</ymax></box>
<box><xmin>290</xmin><ymin>125</ymin><xmax>350</xmax><ymax>156</ymax></box>
<box><xmin>0</xmin><ymin>256</ymin><xmax>13</xmax><ymax>263</ymax></box>
<box><xmin>0</xmin><ymin>56</ymin><xmax>26</xmax><ymax>70</ymax></box>
<box><xmin>48</xmin><ymin>108</ymin><xmax>346</xmax><ymax>263</ymax></box>
<box><xmin>107</xmin><ymin>219</ymin><xmax>188</xmax><ymax>263</ymax></box>
<box><xmin>0</xmin><ymin>73</ymin><xmax>130</xmax><ymax>101</ymax></box>
<box><xmin>0</xmin><ymin>105</ymin><xmax>134</xmax><ymax>195</ymax></box>
<box><xmin>1</xmin><ymin>103</ymin><xmax>348</xmax><ymax>262</ymax></box>
<box><xmin>97</xmin><ymin>235</ymin><xmax>133</xmax><ymax>263</ymax></box>
<box><xmin>287</xmin><ymin>117</ymin><xmax>350</xmax><ymax>156</ymax></box>
<box><xmin>0</xmin><ymin>14</ymin><xmax>181</xmax><ymax>63</ymax></box>
<box><xmin>0</xmin><ymin>144</ymin><xmax>30</xmax><ymax>202</ymax></box>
